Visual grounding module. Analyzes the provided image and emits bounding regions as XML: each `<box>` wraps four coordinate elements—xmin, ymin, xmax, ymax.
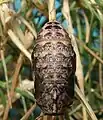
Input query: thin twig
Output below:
<box><xmin>76</xmin><ymin>38</ymin><xmax>103</xmax><ymax>64</ymax></box>
<box><xmin>76</xmin><ymin>14</ymin><xmax>83</xmax><ymax>41</ymax></box>
<box><xmin>20</xmin><ymin>103</ymin><xmax>36</xmax><ymax>120</ymax></box>
<box><xmin>19</xmin><ymin>75</ymin><xmax>27</xmax><ymax>113</ymax></box>
<box><xmin>0</xmin><ymin>46</ymin><xmax>11</xmax><ymax>104</ymax></box>
<box><xmin>69</xmin><ymin>104</ymin><xmax>82</xmax><ymax>116</ymax></box>
<box><xmin>82</xmin><ymin>10</ymin><xmax>90</xmax><ymax>43</ymax></box>
<box><xmin>99</xmin><ymin>25</ymin><xmax>103</xmax><ymax>96</ymax></box>
<box><xmin>75</xmin><ymin>85</ymin><xmax>98</xmax><ymax>120</ymax></box>
<box><xmin>0</xmin><ymin>44</ymin><xmax>12</xmax><ymax>119</ymax></box>
<box><xmin>85</xmin><ymin>54</ymin><xmax>98</xmax><ymax>82</ymax></box>
<box><xmin>48</xmin><ymin>0</ymin><xmax>56</xmax><ymax>21</ymax></box>
<box><xmin>10</xmin><ymin>54</ymin><xmax>23</xmax><ymax>102</ymax></box>
<box><xmin>3</xmin><ymin>53</ymin><xmax>24</xmax><ymax>120</ymax></box>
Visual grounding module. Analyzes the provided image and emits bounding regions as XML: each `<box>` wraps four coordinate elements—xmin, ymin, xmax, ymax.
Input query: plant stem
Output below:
<box><xmin>48</xmin><ymin>0</ymin><xmax>56</xmax><ymax>21</ymax></box>
<box><xmin>75</xmin><ymin>85</ymin><xmax>98</xmax><ymax>120</ymax></box>
<box><xmin>99</xmin><ymin>25</ymin><xmax>103</xmax><ymax>96</ymax></box>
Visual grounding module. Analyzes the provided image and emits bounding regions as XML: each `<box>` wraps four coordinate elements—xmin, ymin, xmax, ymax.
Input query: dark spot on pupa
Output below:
<box><xmin>53</xmin><ymin>25</ymin><xmax>62</xmax><ymax>29</ymax></box>
<box><xmin>45</xmin><ymin>25</ymin><xmax>52</xmax><ymax>29</ymax></box>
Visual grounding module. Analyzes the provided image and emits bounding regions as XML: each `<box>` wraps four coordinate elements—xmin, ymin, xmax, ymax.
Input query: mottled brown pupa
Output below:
<box><xmin>31</xmin><ymin>21</ymin><xmax>76</xmax><ymax>115</ymax></box>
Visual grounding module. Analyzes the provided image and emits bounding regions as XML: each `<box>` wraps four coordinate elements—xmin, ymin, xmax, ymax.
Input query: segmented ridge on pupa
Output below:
<box><xmin>37</xmin><ymin>21</ymin><xmax>71</xmax><ymax>42</ymax></box>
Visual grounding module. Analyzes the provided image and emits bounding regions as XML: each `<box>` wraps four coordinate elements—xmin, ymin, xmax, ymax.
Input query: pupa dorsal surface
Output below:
<box><xmin>31</xmin><ymin>21</ymin><xmax>76</xmax><ymax>115</ymax></box>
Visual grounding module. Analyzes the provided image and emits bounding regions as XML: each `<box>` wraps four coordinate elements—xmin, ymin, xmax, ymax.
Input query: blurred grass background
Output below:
<box><xmin>0</xmin><ymin>0</ymin><xmax>103</xmax><ymax>120</ymax></box>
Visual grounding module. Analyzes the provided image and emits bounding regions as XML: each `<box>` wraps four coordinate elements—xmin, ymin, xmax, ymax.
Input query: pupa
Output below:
<box><xmin>31</xmin><ymin>21</ymin><xmax>76</xmax><ymax>115</ymax></box>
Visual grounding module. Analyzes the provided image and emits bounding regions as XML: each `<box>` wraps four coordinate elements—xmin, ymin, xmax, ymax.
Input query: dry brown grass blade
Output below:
<box><xmin>7</xmin><ymin>29</ymin><xmax>31</xmax><ymax>61</ymax></box>
<box><xmin>11</xmin><ymin>19</ymin><xmax>34</xmax><ymax>49</ymax></box>
<box><xmin>20</xmin><ymin>103</ymin><xmax>36</xmax><ymax>120</ymax></box>
<box><xmin>3</xmin><ymin>24</ymin><xmax>34</xmax><ymax>120</ymax></box>
<box><xmin>99</xmin><ymin>25</ymin><xmax>103</xmax><ymax>96</ymax></box>
<box><xmin>0</xmin><ymin>44</ymin><xmax>11</xmax><ymax>105</ymax></box>
<box><xmin>0</xmin><ymin>4</ymin><xmax>34</xmax><ymax>119</ymax></box>
<box><xmin>62</xmin><ymin>0</ymin><xmax>84</xmax><ymax>93</ymax></box>
<box><xmin>3</xmin><ymin>53</ymin><xmax>24</xmax><ymax>120</ymax></box>
<box><xmin>76</xmin><ymin>38</ymin><xmax>103</xmax><ymax>64</ymax></box>
<box><xmin>1</xmin><ymin>44</ymin><xmax>12</xmax><ymax>120</ymax></box>
<box><xmin>48</xmin><ymin>0</ymin><xmax>56</xmax><ymax>21</ymax></box>
<box><xmin>85</xmin><ymin>53</ymin><xmax>98</xmax><ymax>82</ymax></box>
<box><xmin>62</xmin><ymin>0</ymin><xmax>87</xmax><ymax>119</ymax></box>
<box><xmin>11</xmin><ymin>20</ymin><xmax>25</xmax><ymax>44</ymax></box>
<box><xmin>18</xmin><ymin>16</ymin><xmax>37</xmax><ymax>38</ymax></box>
<box><xmin>82</xmin><ymin>11</ymin><xmax>90</xmax><ymax>43</ymax></box>
<box><xmin>0</xmin><ymin>3</ymin><xmax>13</xmax><ymax>32</ymax></box>
<box><xmin>75</xmin><ymin>85</ymin><xmax>98</xmax><ymax>120</ymax></box>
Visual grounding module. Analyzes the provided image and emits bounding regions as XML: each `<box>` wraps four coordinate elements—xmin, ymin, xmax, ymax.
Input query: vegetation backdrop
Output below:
<box><xmin>0</xmin><ymin>0</ymin><xmax>103</xmax><ymax>120</ymax></box>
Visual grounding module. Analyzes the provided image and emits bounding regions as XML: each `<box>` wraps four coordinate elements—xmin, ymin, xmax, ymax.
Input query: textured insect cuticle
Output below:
<box><xmin>32</xmin><ymin>21</ymin><xmax>76</xmax><ymax>115</ymax></box>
